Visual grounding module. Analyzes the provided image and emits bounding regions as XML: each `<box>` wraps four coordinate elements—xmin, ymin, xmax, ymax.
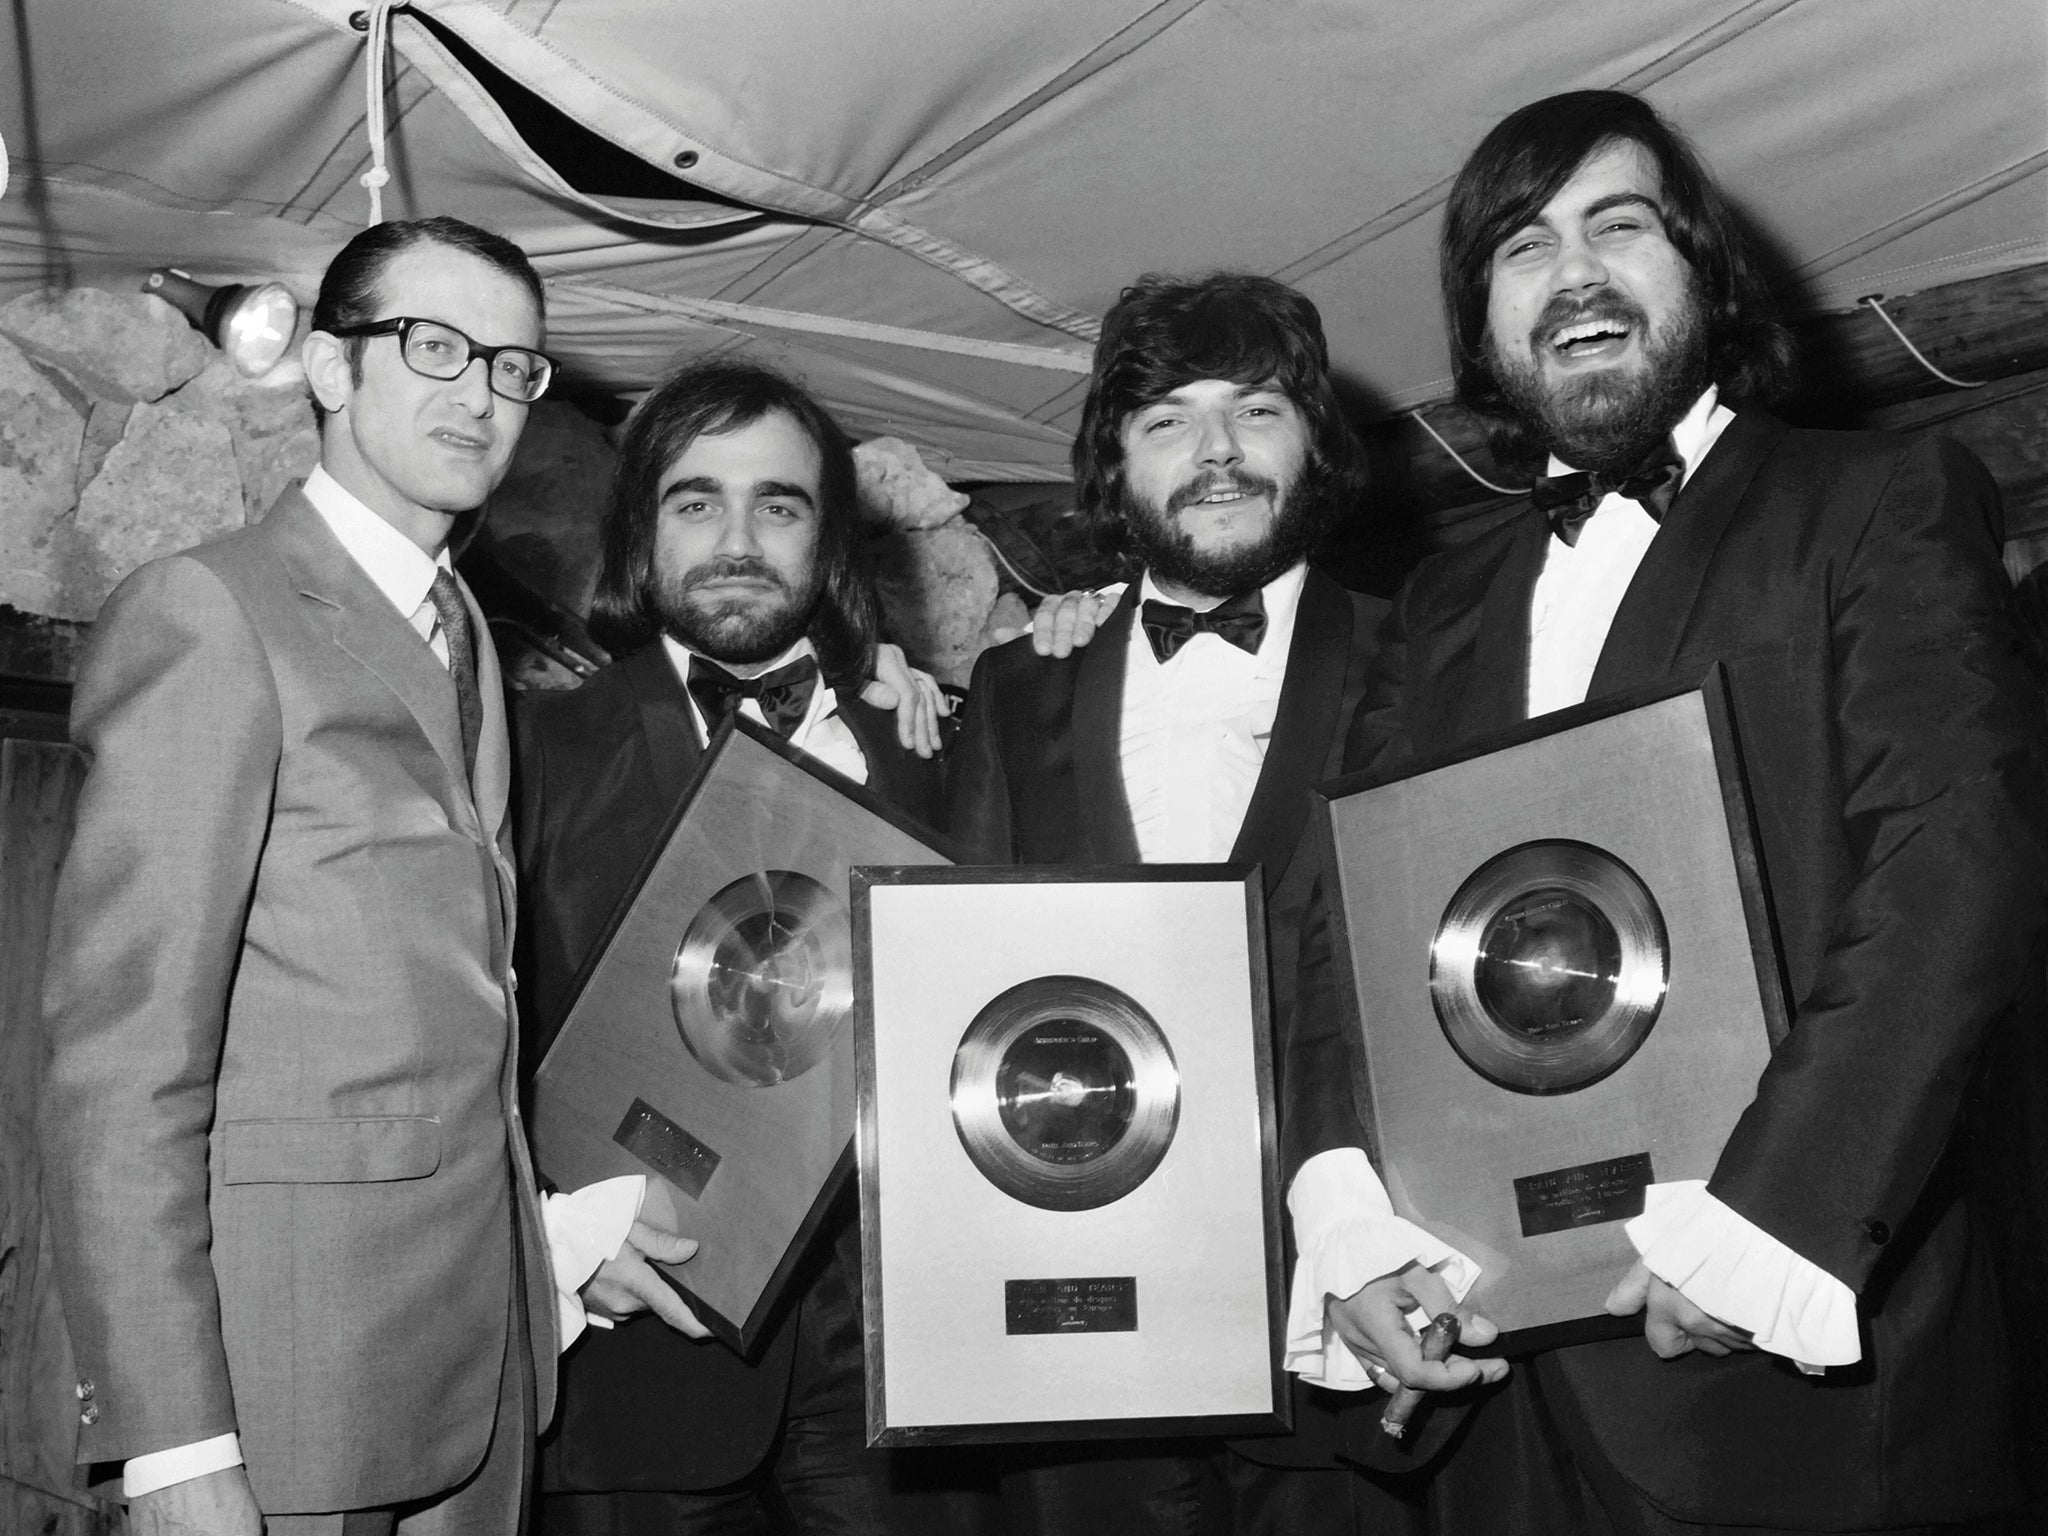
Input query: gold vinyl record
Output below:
<box><xmin>950</xmin><ymin>975</ymin><xmax>1180</xmax><ymax>1211</ymax></box>
<box><xmin>671</xmin><ymin>869</ymin><xmax>852</xmax><ymax>1088</ymax></box>
<box><xmin>1429</xmin><ymin>840</ymin><xmax>1669</xmax><ymax>1095</ymax></box>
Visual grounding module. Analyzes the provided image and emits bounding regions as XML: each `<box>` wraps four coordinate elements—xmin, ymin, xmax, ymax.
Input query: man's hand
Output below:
<box><xmin>1605</xmin><ymin>1259</ymin><xmax>1756</xmax><ymax>1359</ymax></box>
<box><xmin>1030</xmin><ymin>589</ymin><xmax>1117</xmax><ymax>657</ymax></box>
<box><xmin>1326</xmin><ymin>1263</ymin><xmax>1509</xmax><ymax>1394</ymax></box>
<box><xmin>860</xmin><ymin>642</ymin><xmax>948</xmax><ymax>758</ymax></box>
<box><xmin>581</xmin><ymin>1221</ymin><xmax>709</xmax><ymax>1338</ymax></box>
<box><xmin>126</xmin><ymin>1465</ymin><xmax>262</xmax><ymax>1536</ymax></box>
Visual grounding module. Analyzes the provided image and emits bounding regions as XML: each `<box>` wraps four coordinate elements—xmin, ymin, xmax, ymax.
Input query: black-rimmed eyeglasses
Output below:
<box><xmin>330</xmin><ymin>316</ymin><xmax>555</xmax><ymax>403</ymax></box>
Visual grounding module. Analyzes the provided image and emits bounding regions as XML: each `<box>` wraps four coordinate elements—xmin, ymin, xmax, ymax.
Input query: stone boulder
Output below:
<box><xmin>0</xmin><ymin>335</ymin><xmax>86</xmax><ymax>618</ymax></box>
<box><xmin>165</xmin><ymin>356</ymin><xmax>320</xmax><ymax>520</ymax></box>
<box><xmin>72</xmin><ymin>402</ymin><xmax>244</xmax><ymax>616</ymax></box>
<box><xmin>0</xmin><ymin>289</ymin><xmax>212</xmax><ymax>404</ymax></box>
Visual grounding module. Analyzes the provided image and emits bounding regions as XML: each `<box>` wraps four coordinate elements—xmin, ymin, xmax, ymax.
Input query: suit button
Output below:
<box><xmin>79</xmin><ymin>1402</ymin><xmax>100</xmax><ymax>1426</ymax></box>
<box><xmin>75</xmin><ymin>1378</ymin><xmax>94</xmax><ymax>1400</ymax></box>
<box><xmin>1865</xmin><ymin>1219</ymin><xmax>1891</xmax><ymax>1246</ymax></box>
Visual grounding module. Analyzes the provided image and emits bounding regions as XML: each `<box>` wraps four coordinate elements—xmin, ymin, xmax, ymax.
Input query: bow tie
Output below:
<box><xmin>686</xmin><ymin>653</ymin><xmax>819</xmax><ymax>740</ymax></box>
<box><xmin>1529</xmin><ymin>443</ymin><xmax>1686</xmax><ymax>547</ymax></box>
<box><xmin>1140</xmin><ymin>589</ymin><xmax>1267</xmax><ymax>664</ymax></box>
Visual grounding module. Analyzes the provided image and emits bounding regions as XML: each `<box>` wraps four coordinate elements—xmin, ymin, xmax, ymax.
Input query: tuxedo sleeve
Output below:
<box><xmin>943</xmin><ymin>647</ymin><xmax>1015</xmax><ymax>861</ymax></box>
<box><xmin>1709</xmin><ymin>436</ymin><xmax>2048</xmax><ymax>1290</ymax></box>
<box><xmin>39</xmin><ymin>556</ymin><xmax>280</xmax><ymax>1460</ymax></box>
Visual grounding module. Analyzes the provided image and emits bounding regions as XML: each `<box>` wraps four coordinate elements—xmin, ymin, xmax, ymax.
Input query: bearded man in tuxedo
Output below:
<box><xmin>1301</xmin><ymin>89</ymin><xmax>2047</xmax><ymax>1536</ymax></box>
<box><xmin>515</xmin><ymin>358</ymin><xmax>985</xmax><ymax>1536</ymax></box>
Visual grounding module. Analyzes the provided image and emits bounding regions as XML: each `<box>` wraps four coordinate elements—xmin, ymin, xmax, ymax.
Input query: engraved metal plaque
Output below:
<box><xmin>1004</xmin><ymin>1276</ymin><xmax>1139</xmax><ymax>1335</ymax></box>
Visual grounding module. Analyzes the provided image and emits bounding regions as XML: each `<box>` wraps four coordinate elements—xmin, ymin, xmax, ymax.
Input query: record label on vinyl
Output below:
<box><xmin>951</xmin><ymin>976</ymin><xmax>1179</xmax><ymax>1210</ymax></box>
<box><xmin>1429</xmin><ymin>840</ymin><xmax>1669</xmax><ymax>1095</ymax></box>
<box><xmin>670</xmin><ymin>869</ymin><xmax>852</xmax><ymax>1088</ymax></box>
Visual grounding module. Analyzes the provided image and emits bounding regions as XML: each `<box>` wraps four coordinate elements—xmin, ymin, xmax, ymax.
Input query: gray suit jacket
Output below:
<box><xmin>39</xmin><ymin>486</ymin><xmax>556</xmax><ymax>1512</ymax></box>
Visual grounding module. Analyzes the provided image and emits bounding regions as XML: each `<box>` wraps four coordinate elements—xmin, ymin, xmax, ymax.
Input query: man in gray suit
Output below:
<box><xmin>40</xmin><ymin>216</ymin><xmax>572</xmax><ymax>1536</ymax></box>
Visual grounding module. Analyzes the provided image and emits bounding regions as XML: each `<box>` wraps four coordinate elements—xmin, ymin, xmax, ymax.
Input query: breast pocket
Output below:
<box><xmin>220</xmin><ymin>1115</ymin><xmax>443</xmax><ymax>1184</ymax></box>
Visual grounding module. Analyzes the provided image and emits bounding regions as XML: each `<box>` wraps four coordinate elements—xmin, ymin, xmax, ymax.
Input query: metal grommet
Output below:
<box><xmin>349</xmin><ymin>10</ymin><xmax>370</xmax><ymax>30</ymax></box>
<box><xmin>673</xmin><ymin>150</ymin><xmax>699</xmax><ymax>170</ymax></box>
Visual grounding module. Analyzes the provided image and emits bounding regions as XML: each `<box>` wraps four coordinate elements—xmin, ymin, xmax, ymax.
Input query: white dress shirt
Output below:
<box><xmin>125</xmin><ymin>468</ymin><xmax>637</xmax><ymax>1496</ymax></box>
<box><xmin>1522</xmin><ymin>387</ymin><xmax>1858</xmax><ymax>1370</ymax></box>
<box><xmin>1119</xmin><ymin>564</ymin><xmax>1305</xmax><ymax>861</ymax></box>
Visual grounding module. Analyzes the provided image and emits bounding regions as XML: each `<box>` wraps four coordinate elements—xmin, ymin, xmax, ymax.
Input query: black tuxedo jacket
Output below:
<box><xmin>947</xmin><ymin>568</ymin><xmax>1402</xmax><ymax>1469</ymax></box>
<box><xmin>1317</xmin><ymin>414</ymin><xmax>2048</xmax><ymax>1526</ymax></box>
<box><xmin>513</xmin><ymin>642</ymin><xmax>944</xmax><ymax>1492</ymax></box>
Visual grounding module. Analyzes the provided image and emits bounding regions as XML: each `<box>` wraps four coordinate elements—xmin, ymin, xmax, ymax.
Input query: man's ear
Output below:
<box><xmin>303</xmin><ymin>330</ymin><xmax>353</xmax><ymax>416</ymax></box>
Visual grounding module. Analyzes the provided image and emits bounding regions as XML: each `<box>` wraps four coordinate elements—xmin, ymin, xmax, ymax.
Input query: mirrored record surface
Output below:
<box><xmin>951</xmin><ymin>975</ymin><xmax>1179</xmax><ymax>1210</ymax></box>
<box><xmin>671</xmin><ymin>869</ymin><xmax>852</xmax><ymax>1088</ymax></box>
<box><xmin>1429</xmin><ymin>841</ymin><xmax>1669</xmax><ymax>1095</ymax></box>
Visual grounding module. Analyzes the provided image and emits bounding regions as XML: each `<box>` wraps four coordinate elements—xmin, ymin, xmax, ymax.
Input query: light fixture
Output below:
<box><xmin>142</xmin><ymin>268</ymin><xmax>301</xmax><ymax>378</ymax></box>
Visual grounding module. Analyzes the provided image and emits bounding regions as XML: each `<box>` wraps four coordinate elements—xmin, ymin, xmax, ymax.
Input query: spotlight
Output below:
<box><xmin>143</xmin><ymin>268</ymin><xmax>301</xmax><ymax>378</ymax></box>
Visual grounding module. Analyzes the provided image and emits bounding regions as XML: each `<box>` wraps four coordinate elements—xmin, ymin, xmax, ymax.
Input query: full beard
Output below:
<box><xmin>1487</xmin><ymin>281</ymin><xmax>1711</xmax><ymax>478</ymax></box>
<box><xmin>657</xmin><ymin>555</ymin><xmax>823</xmax><ymax>667</ymax></box>
<box><xmin>1120</xmin><ymin>457</ymin><xmax>1339</xmax><ymax>600</ymax></box>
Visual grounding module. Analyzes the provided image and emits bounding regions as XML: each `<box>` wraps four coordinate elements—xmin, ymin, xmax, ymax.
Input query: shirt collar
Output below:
<box><xmin>301</xmin><ymin>464</ymin><xmax>449</xmax><ymax>621</ymax></box>
<box><xmin>1546</xmin><ymin>386</ymin><xmax>1732</xmax><ymax>485</ymax></box>
<box><xmin>661</xmin><ymin>633</ymin><xmax>831</xmax><ymax>740</ymax></box>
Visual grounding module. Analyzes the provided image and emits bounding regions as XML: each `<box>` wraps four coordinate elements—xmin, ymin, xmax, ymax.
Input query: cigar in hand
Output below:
<box><xmin>1379</xmin><ymin>1312</ymin><xmax>1462</xmax><ymax>1441</ymax></box>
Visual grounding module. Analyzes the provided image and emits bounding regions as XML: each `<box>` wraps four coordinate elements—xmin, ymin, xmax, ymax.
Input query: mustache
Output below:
<box><xmin>676</xmin><ymin>556</ymin><xmax>793</xmax><ymax>594</ymax></box>
<box><xmin>1164</xmin><ymin>471</ymin><xmax>1282</xmax><ymax>516</ymax></box>
<box><xmin>1531</xmin><ymin>289</ymin><xmax>1651</xmax><ymax>343</ymax></box>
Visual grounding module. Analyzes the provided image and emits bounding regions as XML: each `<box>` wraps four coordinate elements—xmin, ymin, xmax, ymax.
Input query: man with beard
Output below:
<box><xmin>1296</xmin><ymin>90</ymin><xmax>2047</xmax><ymax>1534</ymax></box>
<box><xmin>947</xmin><ymin>271</ymin><xmax>1506</xmax><ymax>1536</ymax></box>
<box><xmin>513</xmin><ymin>360</ymin><xmax>969</xmax><ymax>1535</ymax></box>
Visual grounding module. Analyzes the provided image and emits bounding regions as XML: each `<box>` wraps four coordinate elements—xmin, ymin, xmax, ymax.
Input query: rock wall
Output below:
<box><xmin>0</xmin><ymin>288</ymin><xmax>317</xmax><ymax>623</ymax></box>
<box><xmin>0</xmin><ymin>286</ymin><xmax>1045</xmax><ymax>692</ymax></box>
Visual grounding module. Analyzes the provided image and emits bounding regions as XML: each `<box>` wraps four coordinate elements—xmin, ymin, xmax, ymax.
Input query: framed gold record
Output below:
<box><xmin>853</xmin><ymin>866</ymin><xmax>1287</xmax><ymax>1446</ymax></box>
<box><xmin>1317</xmin><ymin>671</ymin><xmax>1788</xmax><ymax>1345</ymax></box>
<box><xmin>530</xmin><ymin>717</ymin><xmax>953</xmax><ymax>1353</ymax></box>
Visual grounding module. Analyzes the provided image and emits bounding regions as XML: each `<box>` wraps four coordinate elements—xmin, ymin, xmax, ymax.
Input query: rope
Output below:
<box><xmin>1858</xmin><ymin>296</ymin><xmax>1987</xmax><ymax>389</ymax></box>
<box><xmin>1407</xmin><ymin>409</ymin><xmax>1529</xmax><ymax>495</ymax></box>
<box><xmin>359</xmin><ymin>2</ymin><xmax>398</xmax><ymax>225</ymax></box>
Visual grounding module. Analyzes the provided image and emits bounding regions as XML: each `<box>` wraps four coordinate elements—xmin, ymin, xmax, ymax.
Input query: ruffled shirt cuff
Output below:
<box><xmin>541</xmin><ymin>1175</ymin><xmax>646</xmax><ymax>1351</ymax></box>
<box><xmin>1626</xmin><ymin>1179</ymin><xmax>1859</xmax><ymax>1372</ymax></box>
<box><xmin>1284</xmin><ymin>1147</ymin><xmax>1482</xmax><ymax>1390</ymax></box>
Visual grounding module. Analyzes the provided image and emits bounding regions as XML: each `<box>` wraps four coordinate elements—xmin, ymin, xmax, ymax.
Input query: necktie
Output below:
<box><xmin>1529</xmin><ymin>441</ymin><xmax>1686</xmax><ymax>547</ymax></box>
<box><xmin>687</xmin><ymin>653</ymin><xmax>819</xmax><ymax>740</ymax></box>
<box><xmin>427</xmin><ymin>568</ymin><xmax>481</xmax><ymax>778</ymax></box>
<box><xmin>1141</xmin><ymin>589</ymin><xmax>1268</xmax><ymax>664</ymax></box>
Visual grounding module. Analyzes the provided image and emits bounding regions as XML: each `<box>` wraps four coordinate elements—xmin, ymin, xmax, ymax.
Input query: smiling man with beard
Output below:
<box><xmin>512</xmin><ymin>360</ymin><xmax>974</xmax><ymax>1536</ymax></box>
<box><xmin>948</xmin><ymin>271</ymin><xmax>1507</xmax><ymax>1536</ymax></box>
<box><xmin>1290</xmin><ymin>90</ymin><xmax>2048</xmax><ymax>1536</ymax></box>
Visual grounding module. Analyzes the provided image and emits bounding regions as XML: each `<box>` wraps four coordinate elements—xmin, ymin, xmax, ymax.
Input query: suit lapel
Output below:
<box><xmin>266</xmin><ymin>491</ymin><xmax>473</xmax><ymax>815</ymax></box>
<box><xmin>1588</xmin><ymin>412</ymin><xmax>1784</xmax><ymax>698</ymax></box>
<box><xmin>620</xmin><ymin>643</ymin><xmax>703</xmax><ymax>812</ymax></box>
<box><xmin>1073</xmin><ymin>585</ymin><xmax>1142</xmax><ymax>863</ymax></box>
<box><xmin>1230</xmin><ymin>570</ymin><xmax>1351</xmax><ymax>888</ymax></box>
<box><xmin>1459</xmin><ymin>511</ymin><xmax>1550</xmax><ymax>738</ymax></box>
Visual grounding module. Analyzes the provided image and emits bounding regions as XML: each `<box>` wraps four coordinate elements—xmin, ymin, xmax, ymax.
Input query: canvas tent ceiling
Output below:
<box><xmin>4</xmin><ymin>0</ymin><xmax>2043</xmax><ymax>481</ymax></box>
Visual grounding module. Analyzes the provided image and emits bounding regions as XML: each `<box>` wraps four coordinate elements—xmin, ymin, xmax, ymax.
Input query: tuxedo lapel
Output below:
<box><xmin>265</xmin><ymin>492</ymin><xmax>473</xmax><ymax>817</ymax></box>
<box><xmin>1459</xmin><ymin>511</ymin><xmax>1550</xmax><ymax>738</ymax></box>
<box><xmin>1072</xmin><ymin>586</ymin><xmax>1142</xmax><ymax>863</ymax></box>
<box><xmin>620</xmin><ymin>643</ymin><xmax>702</xmax><ymax>812</ymax></box>
<box><xmin>1589</xmin><ymin>412</ymin><xmax>1785</xmax><ymax>698</ymax></box>
<box><xmin>1230</xmin><ymin>570</ymin><xmax>1351</xmax><ymax>888</ymax></box>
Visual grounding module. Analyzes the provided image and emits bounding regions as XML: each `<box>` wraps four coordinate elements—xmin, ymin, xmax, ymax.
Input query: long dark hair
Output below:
<box><xmin>1073</xmin><ymin>272</ymin><xmax>1365</xmax><ymax>565</ymax></box>
<box><xmin>1441</xmin><ymin>90</ymin><xmax>1796</xmax><ymax>452</ymax></box>
<box><xmin>587</xmin><ymin>359</ymin><xmax>878</xmax><ymax>683</ymax></box>
<box><xmin>309</xmin><ymin>216</ymin><xmax>545</xmax><ymax>424</ymax></box>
